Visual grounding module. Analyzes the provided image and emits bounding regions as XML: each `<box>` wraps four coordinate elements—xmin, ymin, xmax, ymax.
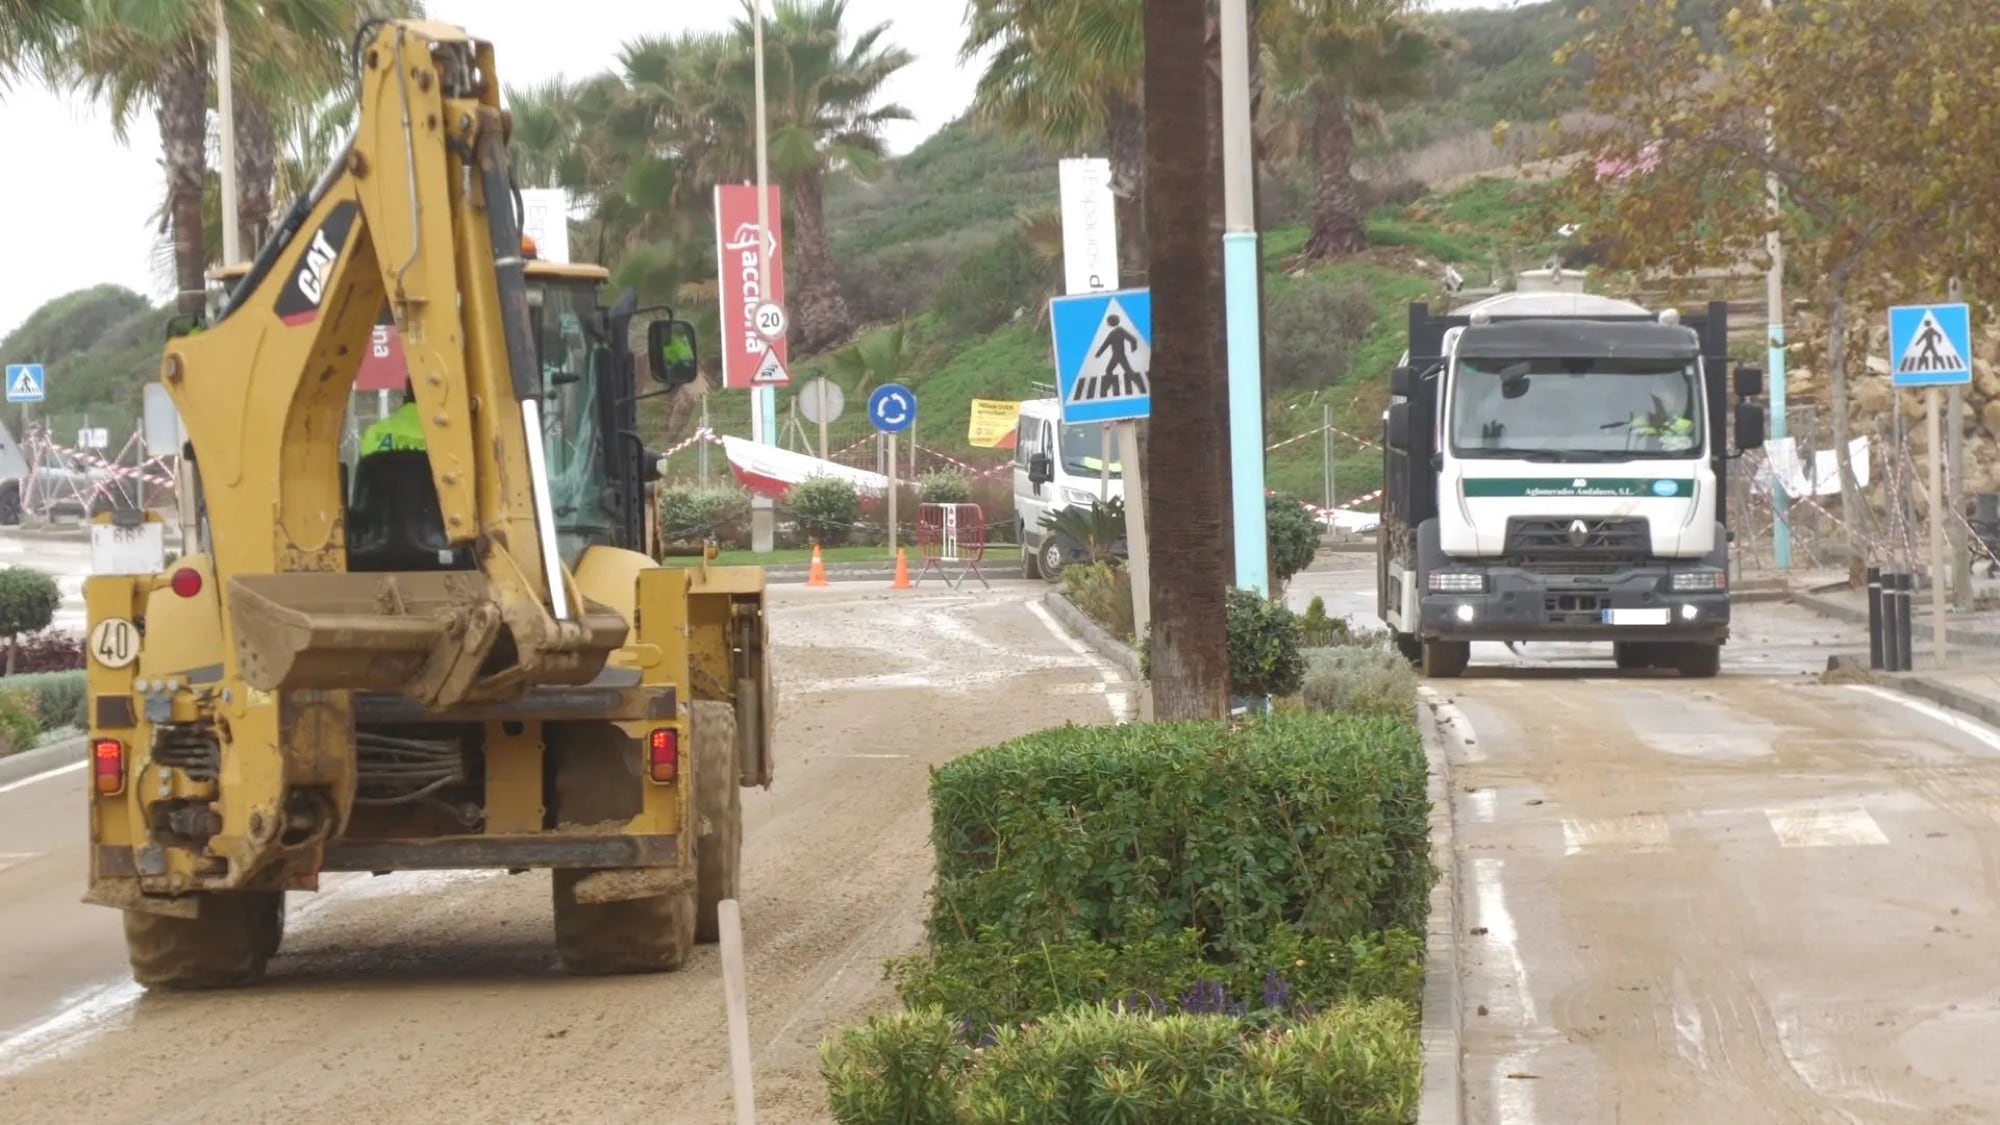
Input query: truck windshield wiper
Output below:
<box><xmin>1509</xmin><ymin>450</ymin><xmax>1622</xmax><ymax>462</ymax></box>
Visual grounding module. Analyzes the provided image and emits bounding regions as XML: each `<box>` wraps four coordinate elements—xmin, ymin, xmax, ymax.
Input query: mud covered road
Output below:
<box><xmin>0</xmin><ymin>581</ymin><xmax>1122</xmax><ymax>1124</ymax></box>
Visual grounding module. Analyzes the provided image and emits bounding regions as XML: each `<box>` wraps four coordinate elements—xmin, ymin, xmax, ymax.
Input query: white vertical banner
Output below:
<box><xmin>1057</xmin><ymin>158</ymin><xmax>1119</xmax><ymax>295</ymax></box>
<box><xmin>518</xmin><ymin>188</ymin><xmax>572</xmax><ymax>263</ymax></box>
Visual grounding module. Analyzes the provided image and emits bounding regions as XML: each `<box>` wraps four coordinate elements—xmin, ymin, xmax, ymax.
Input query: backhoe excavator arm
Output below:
<box><xmin>163</xmin><ymin>20</ymin><xmax>626</xmax><ymax>708</ymax></box>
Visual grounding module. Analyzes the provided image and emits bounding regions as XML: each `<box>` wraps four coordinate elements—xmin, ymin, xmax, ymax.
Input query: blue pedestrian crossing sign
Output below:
<box><xmin>1888</xmin><ymin>303</ymin><xmax>1972</xmax><ymax>389</ymax></box>
<box><xmin>1051</xmin><ymin>288</ymin><xmax>1151</xmax><ymax>425</ymax></box>
<box><xmin>4</xmin><ymin>364</ymin><xmax>44</xmax><ymax>404</ymax></box>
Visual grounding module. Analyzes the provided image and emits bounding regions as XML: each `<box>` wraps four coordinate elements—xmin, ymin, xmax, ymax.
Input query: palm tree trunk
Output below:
<box><xmin>158</xmin><ymin>39</ymin><xmax>210</xmax><ymax>316</ymax></box>
<box><xmin>235</xmin><ymin>91</ymin><xmax>277</xmax><ymax>254</ymax></box>
<box><xmin>1143</xmin><ymin>0</ymin><xmax>1232</xmax><ymax>720</ymax></box>
<box><xmin>1303</xmin><ymin>88</ymin><xmax>1366</xmax><ymax>261</ymax></box>
<box><xmin>786</xmin><ymin>173</ymin><xmax>852</xmax><ymax>353</ymax></box>
<box><xmin>1106</xmin><ymin>92</ymin><xmax>1148</xmax><ymax>285</ymax></box>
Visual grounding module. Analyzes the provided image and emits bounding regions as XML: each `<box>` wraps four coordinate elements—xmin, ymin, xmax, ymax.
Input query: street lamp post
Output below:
<box><xmin>216</xmin><ymin>0</ymin><xmax>242</xmax><ymax>265</ymax></box>
<box><xmin>748</xmin><ymin>1</ymin><xmax>778</xmax><ymax>552</ymax></box>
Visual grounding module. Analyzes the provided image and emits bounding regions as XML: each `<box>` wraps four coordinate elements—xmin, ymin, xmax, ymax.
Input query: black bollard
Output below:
<box><xmin>1894</xmin><ymin>573</ymin><xmax>1916</xmax><ymax>673</ymax></box>
<box><xmin>1881</xmin><ymin>573</ymin><xmax>1905</xmax><ymax>672</ymax></box>
<box><xmin>1867</xmin><ymin>566</ymin><xmax>1884</xmax><ymax>671</ymax></box>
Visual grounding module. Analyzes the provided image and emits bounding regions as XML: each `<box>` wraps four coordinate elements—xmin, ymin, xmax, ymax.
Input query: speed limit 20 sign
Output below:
<box><xmin>753</xmin><ymin>302</ymin><xmax>788</xmax><ymax>341</ymax></box>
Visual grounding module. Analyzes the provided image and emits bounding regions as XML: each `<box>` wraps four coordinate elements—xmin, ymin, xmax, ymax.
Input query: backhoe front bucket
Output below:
<box><xmin>226</xmin><ymin>571</ymin><xmax>628</xmax><ymax>704</ymax></box>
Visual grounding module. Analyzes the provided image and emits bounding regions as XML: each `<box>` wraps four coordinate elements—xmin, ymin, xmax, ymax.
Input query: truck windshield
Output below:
<box><xmin>530</xmin><ymin>280</ymin><xmax>614</xmax><ymax>565</ymax></box>
<box><xmin>1059</xmin><ymin>423</ymin><xmax>1121</xmax><ymax>479</ymax></box>
<box><xmin>1449</xmin><ymin>356</ymin><xmax>1705</xmax><ymax>461</ymax></box>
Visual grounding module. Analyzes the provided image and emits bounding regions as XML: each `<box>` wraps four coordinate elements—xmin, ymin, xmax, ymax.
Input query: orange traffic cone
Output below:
<box><xmin>806</xmin><ymin>543</ymin><xmax>830</xmax><ymax>587</ymax></box>
<box><xmin>891</xmin><ymin>547</ymin><xmax>912</xmax><ymax>590</ymax></box>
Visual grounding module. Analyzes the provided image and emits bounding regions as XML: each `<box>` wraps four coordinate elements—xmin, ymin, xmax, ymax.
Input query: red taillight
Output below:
<box><xmin>93</xmin><ymin>739</ymin><xmax>125</xmax><ymax>796</ymax></box>
<box><xmin>647</xmin><ymin>727</ymin><xmax>680</xmax><ymax>784</ymax></box>
<box><xmin>169</xmin><ymin>568</ymin><xmax>202</xmax><ymax>598</ymax></box>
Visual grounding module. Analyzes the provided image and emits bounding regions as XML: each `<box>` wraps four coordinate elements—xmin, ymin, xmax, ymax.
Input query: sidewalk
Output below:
<box><xmin>1788</xmin><ymin>575</ymin><xmax>2000</xmax><ymax>729</ymax></box>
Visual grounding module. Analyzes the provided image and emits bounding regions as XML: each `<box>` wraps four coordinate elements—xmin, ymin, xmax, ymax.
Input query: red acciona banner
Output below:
<box><xmin>356</xmin><ymin>305</ymin><xmax>408</xmax><ymax>392</ymax></box>
<box><xmin>713</xmin><ymin>183</ymin><xmax>790</xmax><ymax>390</ymax></box>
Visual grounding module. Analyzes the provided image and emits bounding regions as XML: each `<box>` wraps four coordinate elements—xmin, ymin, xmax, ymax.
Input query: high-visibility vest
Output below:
<box><xmin>360</xmin><ymin>402</ymin><xmax>427</xmax><ymax>455</ymax></box>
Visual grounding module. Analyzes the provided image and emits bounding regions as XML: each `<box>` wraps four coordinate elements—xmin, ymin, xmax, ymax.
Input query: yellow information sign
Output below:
<box><xmin>967</xmin><ymin>399</ymin><xmax>1024</xmax><ymax>449</ymax></box>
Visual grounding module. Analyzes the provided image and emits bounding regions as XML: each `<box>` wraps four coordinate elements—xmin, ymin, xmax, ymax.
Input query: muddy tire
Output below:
<box><xmin>1613</xmin><ymin>642</ymin><xmax>1652</xmax><ymax>671</ymax></box>
<box><xmin>1675</xmin><ymin>642</ymin><xmax>1721</xmax><ymax>679</ymax></box>
<box><xmin>551</xmin><ymin>869</ymin><xmax>696</xmax><ymax>976</ymax></box>
<box><xmin>692</xmin><ymin>701</ymin><xmax>742</xmax><ymax>945</ymax></box>
<box><xmin>123</xmin><ymin>892</ymin><xmax>280</xmax><ymax>990</ymax></box>
<box><xmin>1420</xmin><ymin>639</ymin><xmax>1470</xmax><ymax>679</ymax></box>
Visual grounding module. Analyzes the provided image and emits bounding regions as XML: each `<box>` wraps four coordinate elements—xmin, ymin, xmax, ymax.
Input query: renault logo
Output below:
<box><xmin>1567</xmin><ymin>519</ymin><xmax>1591</xmax><ymax>547</ymax></box>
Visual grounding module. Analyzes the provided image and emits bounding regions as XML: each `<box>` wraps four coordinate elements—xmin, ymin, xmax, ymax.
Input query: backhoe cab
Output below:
<box><xmin>83</xmin><ymin>18</ymin><xmax>772</xmax><ymax>990</ymax></box>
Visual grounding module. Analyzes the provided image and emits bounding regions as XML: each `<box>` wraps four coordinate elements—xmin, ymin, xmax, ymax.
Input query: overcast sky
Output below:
<box><xmin>0</xmin><ymin>0</ymin><xmax>1520</xmax><ymax>342</ymax></box>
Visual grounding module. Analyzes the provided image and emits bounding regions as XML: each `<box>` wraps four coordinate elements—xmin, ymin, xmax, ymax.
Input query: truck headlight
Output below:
<box><xmin>1671</xmin><ymin>570</ymin><xmax>1726</xmax><ymax>592</ymax></box>
<box><xmin>1428</xmin><ymin>571</ymin><xmax>1486</xmax><ymax>593</ymax></box>
<box><xmin>1061</xmin><ymin>487</ymin><xmax>1098</xmax><ymax>508</ymax></box>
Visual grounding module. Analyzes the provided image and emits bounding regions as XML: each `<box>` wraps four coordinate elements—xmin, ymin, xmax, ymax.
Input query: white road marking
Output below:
<box><xmin>1562</xmin><ymin>814</ymin><xmax>1671</xmax><ymax>856</ymax></box>
<box><xmin>1468</xmin><ymin>789</ymin><xmax>1497</xmax><ymax>823</ymax></box>
<box><xmin>1026</xmin><ymin>600</ymin><xmax>1132</xmax><ymax>723</ymax></box>
<box><xmin>1470</xmin><ymin>856</ymin><xmax>1543</xmax><ymax>1125</ymax></box>
<box><xmin>0</xmin><ymin>852</ymin><xmax>35</xmax><ymax>874</ymax></box>
<box><xmin>1847</xmin><ymin>684</ymin><xmax>2000</xmax><ymax>755</ymax></box>
<box><xmin>1765</xmin><ymin>806</ymin><xmax>1889</xmax><ymax>848</ymax></box>
<box><xmin>0</xmin><ymin>760</ymin><xmax>85</xmax><ymax>797</ymax></box>
<box><xmin>1048</xmin><ymin>680</ymin><xmax>1107</xmax><ymax>695</ymax></box>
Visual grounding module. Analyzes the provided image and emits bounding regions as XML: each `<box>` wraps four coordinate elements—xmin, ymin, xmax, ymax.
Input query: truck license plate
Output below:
<box><xmin>1603</xmin><ymin>608</ymin><xmax>1670</xmax><ymax>626</ymax></box>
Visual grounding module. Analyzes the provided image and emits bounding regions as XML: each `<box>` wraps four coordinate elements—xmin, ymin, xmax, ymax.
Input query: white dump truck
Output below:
<box><xmin>1376</xmin><ymin>273</ymin><xmax>1768</xmax><ymax>678</ymax></box>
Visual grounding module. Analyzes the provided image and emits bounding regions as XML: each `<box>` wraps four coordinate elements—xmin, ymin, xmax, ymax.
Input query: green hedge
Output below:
<box><xmin>4</xmin><ymin>670</ymin><xmax>88</xmax><ymax>732</ymax></box>
<box><xmin>927</xmin><ymin>712</ymin><xmax>1433</xmax><ymax>959</ymax></box>
<box><xmin>821</xmin><ymin>999</ymin><xmax>1421</xmax><ymax>1124</ymax></box>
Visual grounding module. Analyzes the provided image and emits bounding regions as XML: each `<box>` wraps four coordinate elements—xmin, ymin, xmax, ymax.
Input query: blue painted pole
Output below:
<box><xmin>1224</xmin><ymin>232</ymin><xmax>1268</xmax><ymax>596</ymax></box>
<box><xmin>759</xmin><ymin>385</ymin><xmax>778</xmax><ymax>447</ymax></box>
<box><xmin>1220</xmin><ymin>0</ymin><xmax>1267</xmax><ymax>597</ymax></box>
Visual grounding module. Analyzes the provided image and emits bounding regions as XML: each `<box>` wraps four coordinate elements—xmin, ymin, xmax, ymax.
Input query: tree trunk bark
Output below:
<box><xmin>1105</xmin><ymin>92</ymin><xmax>1148</xmax><ymax>286</ymax></box>
<box><xmin>785</xmin><ymin>173</ymin><xmax>852</xmax><ymax>353</ymax></box>
<box><xmin>1303</xmin><ymin>88</ymin><xmax>1366</xmax><ymax>262</ymax></box>
<box><xmin>158</xmin><ymin>39</ymin><xmax>210</xmax><ymax>316</ymax></box>
<box><xmin>236</xmin><ymin>91</ymin><xmax>277</xmax><ymax>255</ymax></box>
<box><xmin>1144</xmin><ymin>0</ymin><xmax>1232</xmax><ymax>720</ymax></box>
<box><xmin>1825</xmin><ymin>288</ymin><xmax>1873</xmax><ymax>586</ymax></box>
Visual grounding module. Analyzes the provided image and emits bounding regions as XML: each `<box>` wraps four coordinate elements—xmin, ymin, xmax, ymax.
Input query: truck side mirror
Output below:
<box><xmin>646</xmin><ymin>318</ymin><xmax>700</xmax><ymax>388</ymax></box>
<box><xmin>1734</xmin><ymin>363</ymin><xmax>1765</xmax><ymax>399</ymax></box>
<box><xmin>1386</xmin><ymin>402</ymin><xmax>1412</xmax><ymax>450</ymax></box>
<box><xmin>1028</xmin><ymin>452</ymin><xmax>1053</xmax><ymax>487</ymax></box>
<box><xmin>1389</xmin><ymin>365</ymin><xmax>1416</xmax><ymax>398</ymax></box>
<box><xmin>1735</xmin><ymin>402</ymin><xmax>1767</xmax><ymax>451</ymax></box>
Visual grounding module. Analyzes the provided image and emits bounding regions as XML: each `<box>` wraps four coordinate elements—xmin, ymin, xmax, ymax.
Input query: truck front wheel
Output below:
<box><xmin>1420</xmin><ymin>639</ymin><xmax>1470</xmax><ymax>679</ymax></box>
<box><xmin>1674</xmin><ymin>642</ymin><xmax>1721</xmax><ymax>679</ymax></box>
<box><xmin>124</xmin><ymin>891</ymin><xmax>281</xmax><ymax>990</ymax></box>
<box><xmin>692</xmin><ymin>701</ymin><xmax>742</xmax><ymax>946</ymax></box>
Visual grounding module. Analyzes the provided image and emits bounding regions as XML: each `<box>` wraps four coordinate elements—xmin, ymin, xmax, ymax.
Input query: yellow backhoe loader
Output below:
<box><xmin>81</xmin><ymin>18</ymin><xmax>773</xmax><ymax>989</ymax></box>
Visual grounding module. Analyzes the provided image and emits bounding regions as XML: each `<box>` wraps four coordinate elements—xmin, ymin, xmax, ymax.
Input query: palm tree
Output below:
<box><xmin>1141</xmin><ymin>0</ymin><xmax>1231</xmax><ymax>719</ymax></box>
<box><xmin>686</xmin><ymin>0</ymin><xmax>914</xmax><ymax>353</ymax></box>
<box><xmin>826</xmin><ymin>319</ymin><xmax>914</xmax><ymax>397</ymax></box>
<box><xmin>963</xmin><ymin>0</ymin><xmax>1146</xmax><ymax>281</ymax></box>
<box><xmin>0</xmin><ymin>0</ymin><xmax>82</xmax><ymax>88</ymax></box>
<box><xmin>1261</xmin><ymin>0</ymin><xmax>1443</xmax><ymax>261</ymax></box>
<box><xmin>58</xmin><ymin>1</ymin><xmax>416</xmax><ymax>312</ymax></box>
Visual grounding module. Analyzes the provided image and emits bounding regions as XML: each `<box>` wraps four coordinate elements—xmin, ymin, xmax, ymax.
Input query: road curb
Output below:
<box><xmin>1039</xmin><ymin>590</ymin><xmax>1142</xmax><ymax>681</ymax></box>
<box><xmin>0</xmin><ymin>735</ymin><xmax>87</xmax><ymax>788</ymax></box>
<box><xmin>1884</xmin><ymin>673</ymin><xmax>2000</xmax><ymax>730</ymax></box>
<box><xmin>1415</xmin><ymin>690</ymin><xmax>1465</xmax><ymax>1125</ymax></box>
<box><xmin>1791</xmin><ymin>588</ymin><xmax>2000</xmax><ymax>651</ymax></box>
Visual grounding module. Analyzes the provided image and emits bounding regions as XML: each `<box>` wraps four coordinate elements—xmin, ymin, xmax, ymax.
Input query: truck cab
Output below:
<box><xmin>1013</xmin><ymin>396</ymin><xmax>1126</xmax><ymax>581</ymax></box>
<box><xmin>1377</xmin><ymin>277</ymin><xmax>1767</xmax><ymax>678</ymax></box>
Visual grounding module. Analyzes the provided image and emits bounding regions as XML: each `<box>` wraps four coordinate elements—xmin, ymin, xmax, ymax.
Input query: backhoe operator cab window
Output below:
<box><xmin>527</xmin><ymin>278</ymin><xmax>615</xmax><ymax>566</ymax></box>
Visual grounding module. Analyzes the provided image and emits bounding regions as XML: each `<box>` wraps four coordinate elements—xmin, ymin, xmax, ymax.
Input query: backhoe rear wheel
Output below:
<box><xmin>692</xmin><ymin>701</ymin><xmax>742</xmax><ymax>945</ymax></box>
<box><xmin>124</xmin><ymin>891</ymin><xmax>282</xmax><ymax>991</ymax></box>
<box><xmin>551</xmin><ymin>869</ymin><xmax>696</xmax><ymax>976</ymax></box>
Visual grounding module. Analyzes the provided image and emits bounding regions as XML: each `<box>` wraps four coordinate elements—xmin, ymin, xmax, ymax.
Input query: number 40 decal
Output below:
<box><xmin>89</xmin><ymin>617</ymin><xmax>139</xmax><ymax>669</ymax></box>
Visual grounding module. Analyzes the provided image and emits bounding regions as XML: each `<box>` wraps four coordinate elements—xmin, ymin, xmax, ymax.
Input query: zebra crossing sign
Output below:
<box><xmin>4</xmin><ymin>364</ymin><xmax>45</xmax><ymax>403</ymax></box>
<box><xmin>1888</xmin><ymin>303</ymin><xmax>1972</xmax><ymax>389</ymax></box>
<box><xmin>1051</xmin><ymin>288</ymin><xmax>1151</xmax><ymax>425</ymax></box>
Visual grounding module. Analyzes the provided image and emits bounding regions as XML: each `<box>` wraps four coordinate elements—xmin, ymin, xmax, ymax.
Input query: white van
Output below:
<box><xmin>1012</xmin><ymin>397</ymin><xmax>1126</xmax><ymax>581</ymax></box>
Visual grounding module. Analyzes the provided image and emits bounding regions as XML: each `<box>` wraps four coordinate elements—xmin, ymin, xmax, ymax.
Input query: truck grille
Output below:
<box><xmin>1504</xmin><ymin>516</ymin><xmax>1650</xmax><ymax>573</ymax></box>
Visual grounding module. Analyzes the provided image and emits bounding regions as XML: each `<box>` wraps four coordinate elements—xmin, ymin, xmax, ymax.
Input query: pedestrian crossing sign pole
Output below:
<box><xmin>1888</xmin><ymin>301</ymin><xmax>1975</xmax><ymax>670</ymax></box>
